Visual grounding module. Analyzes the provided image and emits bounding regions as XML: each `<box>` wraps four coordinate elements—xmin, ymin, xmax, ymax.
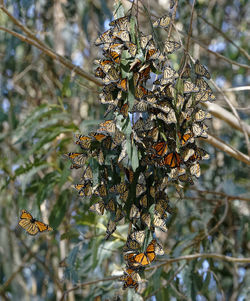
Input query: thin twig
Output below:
<box><xmin>211</xmin><ymin>79</ymin><xmax>250</xmax><ymax>157</ymax></box>
<box><xmin>0</xmin><ymin>27</ymin><xmax>102</xmax><ymax>86</ymax></box>
<box><xmin>167</xmin><ymin>0</ymin><xmax>178</xmax><ymax>39</ymax></box>
<box><xmin>200</xmin><ymin>134</ymin><xmax>250</xmax><ymax>165</ymax></box>
<box><xmin>197</xmin><ymin>14</ymin><xmax>250</xmax><ymax>61</ymax></box>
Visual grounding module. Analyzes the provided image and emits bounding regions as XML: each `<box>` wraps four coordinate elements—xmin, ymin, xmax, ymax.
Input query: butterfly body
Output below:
<box><xmin>18</xmin><ymin>210</ymin><xmax>53</xmax><ymax>236</ymax></box>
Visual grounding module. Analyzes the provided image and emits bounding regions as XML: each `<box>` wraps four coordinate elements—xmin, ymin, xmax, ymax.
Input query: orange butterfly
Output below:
<box><xmin>125</xmin><ymin>239</ymin><xmax>156</xmax><ymax>267</ymax></box>
<box><xmin>152</xmin><ymin>141</ymin><xmax>168</xmax><ymax>157</ymax></box>
<box><xmin>18</xmin><ymin>210</ymin><xmax>53</xmax><ymax>236</ymax></box>
<box><xmin>161</xmin><ymin>152</ymin><xmax>181</xmax><ymax>168</ymax></box>
<box><xmin>119</xmin><ymin>268</ymin><xmax>139</xmax><ymax>291</ymax></box>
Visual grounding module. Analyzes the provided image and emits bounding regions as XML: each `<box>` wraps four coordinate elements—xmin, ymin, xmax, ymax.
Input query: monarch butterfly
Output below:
<box><xmin>188</xmin><ymin>147</ymin><xmax>210</xmax><ymax>162</ymax></box>
<box><xmin>146</xmin><ymin>47</ymin><xmax>160</xmax><ymax>60</ymax></box>
<box><xmin>81</xmin><ymin>166</ymin><xmax>93</xmax><ymax>181</ymax></box>
<box><xmin>164</xmin><ymin>40</ymin><xmax>181</xmax><ymax>54</ymax></box>
<box><xmin>114</xmin><ymin>207</ymin><xmax>124</xmax><ymax>222</ymax></box>
<box><xmin>112</xmin><ymin>30</ymin><xmax>130</xmax><ymax>42</ymax></box>
<box><xmin>105</xmin><ymin>219</ymin><xmax>116</xmax><ymax>240</ymax></box>
<box><xmin>102</xmin><ymin>67</ymin><xmax>120</xmax><ymax>84</ymax></box>
<box><xmin>155</xmin><ymin>199</ymin><xmax>169</xmax><ymax>217</ymax></box>
<box><xmin>194</xmin><ymin>60</ymin><xmax>211</xmax><ymax>79</ymax></box>
<box><xmin>136</xmin><ymin>184</ymin><xmax>146</xmax><ymax>198</ymax></box>
<box><xmin>75</xmin><ymin>135</ymin><xmax>92</xmax><ymax>149</ymax></box>
<box><xmin>141</xmin><ymin>212</ymin><xmax>151</xmax><ymax>228</ymax></box>
<box><xmin>180</xmin><ymin>63</ymin><xmax>191</xmax><ymax>78</ymax></box>
<box><xmin>94</xmin><ymin>29</ymin><xmax>113</xmax><ymax>45</ymax></box>
<box><xmin>163</xmin><ymin>67</ymin><xmax>179</xmax><ymax>82</ymax></box>
<box><xmin>139</xmin><ymin>195</ymin><xmax>148</xmax><ymax>208</ymax></box>
<box><xmin>96</xmin><ymin>184</ymin><xmax>107</xmax><ymax>197</ymax></box>
<box><xmin>105</xmin><ymin>49</ymin><xmax>121</xmax><ymax>64</ymax></box>
<box><xmin>132</xmin><ymin>239</ymin><xmax>157</xmax><ymax>266</ymax></box>
<box><xmin>148</xmin><ymin>127</ymin><xmax>159</xmax><ymax>142</ymax></box>
<box><xmin>179</xmin><ymin>173</ymin><xmax>194</xmax><ymax>185</ymax></box>
<box><xmin>153</xmin><ymin>212</ymin><xmax>168</xmax><ymax>232</ymax></box>
<box><xmin>91</xmin><ymin>132</ymin><xmax>108</xmax><ymax>142</ymax></box>
<box><xmin>105</xmin><ymin>199</ymin><xmax>116</xmax><ymax>212</ymax></box>
<box><xmin>140</xmin><ymin>34</ymin><xmax>152</xmax><ymax>49</ymax></box>
<box><xmin>196</xmin><ymin>78</ymin><xmax>213</xmax><ymax>93</ymax></box>
<box><xmin>73</xmin><ymin>182</ymin><xmax>92</xmax><ymax>197</ymax></box>
<box><xmin>135</xmin><ymin>85</ymin><xmax>148</xmax><ymax>99</ymax></box>
<box><xmin>64</xmin><ymin>152</ymin><xmax>88</xmax><ymax>169</ymax></box>
<box><xmin>194</xmin><ymin>90</ymin><xmax>216</xmax><ymax>103</ymax></box>
<box><xmin>183</xmin><ymin>148</ymin><xmax>195</xmax><ymax>162</ymax></box>
<box><xmin>120</xmin><ymin>190</ymin><xmax>129</xmax><ymax>203</ymax></box>
<box><xmin>130</xmin><ymin>204</ymin><xmax>141</xmax><ymax>220</ymax></box>
<box><xmin>123</xmin><ymin>239</ymin><xmax>141</xmax><ymax>252</ymax></box>
<box><xmin>109</xmin><ymin>16</ymin><xmax>130</xmax><ymax>31</ymax></box>
<box><xmin>98</xmin><ymin>119</ymin><xmax>116</xmax><ymax>134</ymax></box>
<box><xmin>89</xmin><ymin>200</ymin><xmax>105</xmax><ymax>215</ymax></box>
<box><xmin>154</xmin><ymin>240</ymin><xmax>165</xmax><ymax>255</ymax></box>
<box><xmin>94</xmin><ymin>59</ymin><xmax>113</xmax><ymax>73</ymax></box>
<box><xmin>97</xmin><ymin>149</ymin><xmax>104</xmax><ymax>165</ymax></box>
<box><xmin>153</xmin><ymin>14</ymin><xmax>172</xmax><ymax>28</ymax></box>
<box><xmin>119</xmin><ymin>268</ymin><xmax>139</xmax><ymax>291</ymax></box>
<box><xmin>112</xmin><ymin>130</ymin><xmax>125</xmax><ymax>148</ymax></box>
<box><xmin>190</xmin><ymin>162</ymin><xmax>201</xmax><ymax>178</ymax></box>
<box><xmin>94</xmin><ymin>67</ymin><xmax>106</xmax><ymax>79</ymax></box>
<box><xmin>129</xmin><ymin>230</ymin><xmax>146</xmax><ymax>245</ymax></box>
<box><xmin>120</xmin><ymin>103</ymin><xmax>129</xmax><ymax>117</ymax></box>
<box><xmin>18</xmin><ymin>210</ymin><xmax>53</xmax><ymax>236</ymax></box>
<box><xmin>139</xmin><ymin>63</ymin><xmax>151</xmax><ymax>80</ymax></box>
<box><xmin>183</xmin><ymin>81</ymin><xmax>200</xmax><ymax>93</ymax></box>
<box><xmin>125</xmin><ymin>42</ymin><xmax>137</xmax><ymax>57</ymax></box>
<box><xmin>157</xmin><ymin>110</ymin><xmax>177</xmax><ymax>124</ymax></box>
<box><xmin>124</xmin><ymin>168</ymin><xmax>134</xmax><ymax>183</ymax></box>
<box><xmin>152</xmin><ymin>141</ymin><xmax>168</xmax><ymax>157</ymax></box>
<box><xmin>195</xmin><ymin>109</ymin><xmax>212</xmax><ymax>122</ymax></box>
<box><xmin>117</xmin><ymin>78</ymin><xmax>128</xmax><ymax>91</ymax></box>
<box><xmin>192</xmin><ymin>123</ymin><xmax>208</xmax><ymax>138</ymax></box>
<box><xmin>161</xmin><ymin>152</ymin><xmax>181</xmax><ymax>168</ymax></box>
<box><xmin>178</xmin><ymin>131</ymin><xmax>194</xmax><ymax>146</ymax></box>
<box><xmin>169</xmin><ymin>167</ymin><xmax>186</xmax><ymax>180</ymax></box>
<box><xmin>131</xmin><ymin>100</ymin><xmax>148</xmax><ymax>112</ymax></box>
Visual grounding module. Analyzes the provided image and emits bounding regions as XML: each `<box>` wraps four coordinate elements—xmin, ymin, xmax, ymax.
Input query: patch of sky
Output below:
<box><xmin>221</xmin><ymin>21</ymin><xmax>230</xmax><ymax>32</ymax></box>
<box><xmin>104</xmin><ymin>19</ymin><xmax>111</xmax><ymax>30</ymax></box>
<box><xmin>7</xmin><ymin>79</ymin><xmax>14</xmax><ymax>91</ymax></box>
<box><xmin>2</xmin><ymin>98</ymin><xmax>10</xmax><ymax>113</ymax></box>
<box><xmin>238</xmin><ymin>267</ymin><xmax>245</xmax><ymax>283</ymax></box>
<box><xmin>72</xmin><ymin>51</ymin><xmax>84</xmax><ymax>67</ymax></box>
<box><xmin>12</xmin><ymin>164</ymin><xmax>20</xmax><ymax>173</ymax></box>
<box><xmin>196</xmin><ymin>295</ymin><xmax>207</xmax><ymax>301</ymax></box>
<box><xmin>208</xmin><ymin>41</ymin><xmax>226</xmax><ymax>52</ymax></box>
<box><xmin>215</xmin><ymin>76</ymin><xmax>226</xmax><ymax>88</ymax></box>
<box><xmin>27</xmin><ymin>4</ymin><xmax>35</xmax><ymax>18</ymax></box>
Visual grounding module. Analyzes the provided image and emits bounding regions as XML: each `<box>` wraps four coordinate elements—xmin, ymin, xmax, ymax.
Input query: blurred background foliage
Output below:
<box><xmin>0</xmin><ymin>0</ymin><xmax>249</xmax><ymax>300</ymax></box>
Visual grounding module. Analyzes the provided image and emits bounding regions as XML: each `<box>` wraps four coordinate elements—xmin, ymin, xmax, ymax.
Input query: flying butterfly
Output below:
<box><xmin>164</xmin><ymin>40</ymin><xmax>181</xmax><ymax>54</ymax></box>
<box><xmin>89</xmin><ymin>200</ymin><xmax>105</xmax><ymax>215</ymax></box>
<box><xmin>18</xmin><ymin>210</ymin><xmax>53</xmax><ymax>236</ymax></box>
<box><xmin>194</xmin><ymin>60</ymin><xmax>211</xmax><ymax>79</ymax></box>
<box><xmin>153</xmin><ymin>14</ymin><xmax>172</xmax><ymax>28</ymax></box>
<box><xmin>105</xmin><ymin>219</ymin><xmax>116</xmax><ymax>240</ymax></box>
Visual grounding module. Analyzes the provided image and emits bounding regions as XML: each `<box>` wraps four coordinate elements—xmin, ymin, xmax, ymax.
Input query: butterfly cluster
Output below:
<box><xmin>66</xmin><ymin>12</ymin><xmax>215</xmax><ymax>291</ymax></box>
